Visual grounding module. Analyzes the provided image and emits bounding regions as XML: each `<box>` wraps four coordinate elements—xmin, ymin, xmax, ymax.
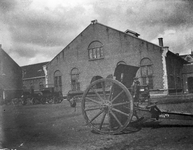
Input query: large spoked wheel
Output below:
<box><xmin>81</xmin><ymin>78</ymin><xmax>134</xmax><ymax>134</ymax></box>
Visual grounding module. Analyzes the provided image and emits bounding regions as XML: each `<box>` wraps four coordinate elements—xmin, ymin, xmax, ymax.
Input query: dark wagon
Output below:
<box><xmin>21</xmin><ymin>88</ymin><xmax>63</xmax><ymax>105</ymax></box>
<box><xmin>68</xmin><ymin>64</ymin><xmax>193</xmax><ymax>134</ymax></box>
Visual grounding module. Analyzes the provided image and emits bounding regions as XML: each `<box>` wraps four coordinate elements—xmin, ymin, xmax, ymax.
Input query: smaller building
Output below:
<box><xmin>21</xmin><ymin>62</ymin><xmax>49</xmax><ymax>92</ymax></box>
<box><xmin>165</xmin><ymin>49</ymin><xmax>188</xmax><ymax>94</ymax></box>
<box><xmin>0</xmin><ymin>45</ymin><xmax>22</xmax><ymax>103</ymax></box>
<box><xmin>181</xmin><ymin>51</ymin><xmax>193</xmax><ymax>93</ymax></box>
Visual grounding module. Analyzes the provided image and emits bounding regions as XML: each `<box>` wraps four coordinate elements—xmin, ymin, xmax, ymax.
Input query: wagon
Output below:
<box><xmin>21</xmin><ymin>89</ymin><xmax>63</xmax><ymax>105</ymax></box>
<box><xmin>68</xmin><ymin>64</ymin><xmax>193</xmax><ymax>134</ymax></box>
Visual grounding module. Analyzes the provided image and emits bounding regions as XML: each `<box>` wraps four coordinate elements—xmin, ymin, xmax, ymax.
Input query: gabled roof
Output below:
<box><xmin>49</xmin><ymin>21</ymin><xmax>162</xmax><ymax>64</ymax></box>
<box><xmin>167</xmin><ymin>51</ymin><xmax>189</xmax><ymax>64</ymax></box>
<box><xmin>21</xmin><ymin>62</ymin><xmax>48</xmax><ymax>79</ymax></box>
<box><xmin>0</xmin><ymin>47</ymin><xmax>20</xmax><ymax>68</ymax></box>
<box><xmin>180</xmin><ymin>53</ymin><xmax>193</xmax><ymax>63</ymax></box>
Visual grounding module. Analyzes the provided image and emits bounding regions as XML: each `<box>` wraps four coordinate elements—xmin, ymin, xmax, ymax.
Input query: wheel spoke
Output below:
<box><xmin>89</xmin><ymin>109</ymin><xmax>104</xmax><ymax>123</ymax></box>
<box><xmin>99</xmin><ymin>112</ymin><xmax>106</xmax><ymax>130</ymax></box>
<box><xmin>109</xmin><ymin>110</ymin><xmax>123</xmax><ymax>127</ymax></box>
<box><xmin>112</xmin><ymin>107</ymin><xmax>130</xmax><ymax>117</ymax></box>
<box><xmin>108</xmin><ymin>85</ymin><xmax>114</xmax><ymax>101</ymax></box>
<box><xmin>101</xmin><ymin>82</ymin><xmax>106</xmax><ymax>99</ymax></box>
<box><xmin>93</xmin><ymin>89</ymin><xmax>104</xmax><ymax>102</ymax></box>
<box><xmin>85</xmin><ymin>106</ymin><xmax>102</xmax><ymax>111</ymax></box>
<box><xmin>85</xmin><ymin>97</ymin><xmax>102</xmax><ymax>105</ymax></box>
<box><xmin>111</xmin><ymin>90</ymin><xmax>124</xmax><ymax>103</ymax></box>
<box><xmin>112</xmin><ymin>101</ymin><xmax>130</xmax><ymax>107</ymax></box>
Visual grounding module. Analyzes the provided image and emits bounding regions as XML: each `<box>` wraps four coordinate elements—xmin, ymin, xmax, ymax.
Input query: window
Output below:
<box><xmin>70</xmin><ymin>68</ymin><xmax>80</xmax><ymax>91</ymax></box>
<box><xmin>54</xmin><ymin>70</ymin><xmax>62</xmax><ymax>92</ymax></box>
<box><xmin>39</xmin><ymin>82</ymin><xmax>44</xmax><ymax>91</ymax></box>
<box><xmin>0</xmin><ymin>60</ymin><xmax>2</xmax><ymax>74</ymax></box>
<box><xmin>140</xmin><ymin>58</ymin><xmax>153</xmax><ymax>89</ymax></box>
<box><xmin>30</xmin><ymin>81</ymin><xmax>34</xmax><ymax>91</ymax></box>
<box><xmin>22</xmin><ymin>70</ymin><xmax>26</xmax><ymax>78</ymax></box>
<box><xmin>169</xmin><ymin>75</ymin><xmax>174</xmax><ymax>88</ymax></box>
<box><xmin>88</xmin><ymin>41</ymin><xmax>104</xmax><ymax>60</ymax></box>
<box><xmin>177</xmin><ymin>76</ymin><xmax>181</xmax><ymax>88</ymax></box>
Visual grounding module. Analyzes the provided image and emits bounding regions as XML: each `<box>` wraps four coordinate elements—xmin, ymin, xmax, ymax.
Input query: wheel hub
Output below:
<box><xmin>102</xmin><ymin>100</ymin><xmax>112</xmax><ymax>112</ymax></box>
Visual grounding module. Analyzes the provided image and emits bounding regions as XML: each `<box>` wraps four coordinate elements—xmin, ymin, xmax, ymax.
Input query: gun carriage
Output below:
<box><xmin>67</xmin><ymin>64</ymin><xmax>193</xmax><ymax>134</ymax></box>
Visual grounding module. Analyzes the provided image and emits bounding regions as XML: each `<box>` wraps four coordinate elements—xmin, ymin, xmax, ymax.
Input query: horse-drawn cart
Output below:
<box><xmin>68</xmin><ymin>64</ymin><xmax>193</xmax><ymax>134</ymax></box>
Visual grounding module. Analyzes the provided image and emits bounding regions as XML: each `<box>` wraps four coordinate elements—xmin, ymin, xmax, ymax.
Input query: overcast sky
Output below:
<box><xmin>0</xmin><ymin>0</ymin><xmax>193</xmax><ymax>66</ymax></box>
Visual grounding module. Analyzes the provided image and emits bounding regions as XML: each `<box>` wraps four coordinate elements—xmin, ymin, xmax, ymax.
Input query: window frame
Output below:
<box><xmin>54</xmin><ymin>70</ymin><xmax>62</xmax><ymax>92</ymax></box>
<box><xmin>88</xmin><ymin>41</ymin><xmax>104</xmax><ymax>60</ymax></box>
<box><xmin>70</xmin><ymin>68</ymin><xmax>80</xmax><ymax>91</ymax></box>
<box><xmin>140</xmin><ymin>58</ymin><xmax>153</xmax><ymax>89</ymax></box>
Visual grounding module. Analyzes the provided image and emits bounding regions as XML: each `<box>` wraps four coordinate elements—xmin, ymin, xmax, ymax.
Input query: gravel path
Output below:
<box><xmin>0</xmin><ymin>101</ymin><xmax>193</xmax><ymax>150</ymax></box>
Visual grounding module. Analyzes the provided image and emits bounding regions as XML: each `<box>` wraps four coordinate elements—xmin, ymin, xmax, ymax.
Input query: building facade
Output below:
<box><xmin>181</xmin><ymin>51</ymin><xmax>193</xmax><ymax>93</ymax></box>
<box><xmin>0</xmin><ymin>45</ymin><xmax>22</xmax><ymax>103</ymax></box>
<box><xmin>46</xmin><ymin>21</ymin><xmax>172</xmax><ymax>96</ymax></box>
<box><xmin>22</xmin><ymin>62</ymin><xmax>49</xmax><ymax>92</ymax></box>
<box><xmin>165</xmin><ymin>49</ymin><xmax>188</xmax><ymax>94</ymax></box>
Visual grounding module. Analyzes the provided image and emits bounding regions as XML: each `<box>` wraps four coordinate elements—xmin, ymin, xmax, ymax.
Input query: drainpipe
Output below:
<box><xmin>162</xmin><ymin>46</ymin><xmax>169</xmax><ymax>95</ymax></box>
<box><xmin>43</xmin><ymin>65</ymin><xmax>48</xmax><ymax>88</ymax></box>
<box><xmin>159</xmin><ymin>38</ymin><xmax>169</xmax><ymax>95</ymax></box>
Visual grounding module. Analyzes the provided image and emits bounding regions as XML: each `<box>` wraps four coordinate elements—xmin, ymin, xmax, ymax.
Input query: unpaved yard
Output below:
<box><xmin>0</xmin><ymin>101</ymin><xmax>193</xmax><ymax>150</ymax></box>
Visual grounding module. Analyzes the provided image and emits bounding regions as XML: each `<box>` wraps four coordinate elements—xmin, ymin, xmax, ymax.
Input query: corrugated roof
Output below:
<box><xmin>21</xmin><ymin>62</ymin><xmax>48</xmax><ymax>79</ymax></box>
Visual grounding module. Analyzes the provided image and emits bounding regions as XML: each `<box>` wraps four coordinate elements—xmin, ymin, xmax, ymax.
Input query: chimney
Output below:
<box><xmin>158</xmin><ymin>38</ymin><xmax>163</xmax><ymax>47</ymax></box>
<box><xmin>125</xmin><ymin>29</ymin><xmax>140</xmax><ymax>37</ymax></box>
<box><xmin>163</xmin><ymin>46</ymin><xmax>169</xmax><ymax>51</ymax></box>
<box><xmin>91</xmin><ymin>20</ymin><xmax>97</xmax><ymax>24</ymax></box>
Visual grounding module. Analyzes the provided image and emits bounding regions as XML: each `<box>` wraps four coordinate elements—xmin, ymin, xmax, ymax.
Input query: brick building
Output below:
<box><xmin>0</xmin><ymin>45</ymin><xmax>22</xmax><ymax>103</ymax></box>
<box><xmin>21</xmin><ymin>62</ymin><xmax>49</xmax><ymax>92</ymax></box>
<box><xmin>181</xmin><ymin>51</ymin><xmax>193</xmax><ymax>93</ymax></box>
<box><xmin>164</xmin><ymin>49</ymin><xmax>188</xmax><ymax>94</ymax></box>
<box><xmin>46</xmin><ymin>21</ymin><xmax>187</xmax><ymax>96</ymax></box>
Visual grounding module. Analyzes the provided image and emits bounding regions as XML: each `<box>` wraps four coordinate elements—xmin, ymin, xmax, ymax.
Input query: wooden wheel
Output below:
<box><xmin>81</xmin><ymin>78</ymin><xmax>134</xmax><ymax>134</ymax></box>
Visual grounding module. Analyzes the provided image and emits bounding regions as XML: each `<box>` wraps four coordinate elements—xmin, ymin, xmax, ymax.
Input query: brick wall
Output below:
<box><xmin>47</xmin><ymin>23</ymin><xmax>164</xmax><ymax>96</ymax></box>
<box><xmin>0</xmin><ymin>48</ymin><xmax>22</xmax><ymax>101</ymax></box>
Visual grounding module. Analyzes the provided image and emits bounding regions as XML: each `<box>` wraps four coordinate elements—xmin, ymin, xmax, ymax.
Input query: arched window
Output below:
<box><xmin>188</xmin><ymin>77</ymin><xmax>193</xmax><ymax>93</ymax></box>
<box><xmin>140</xmin><ymin>58</ymin><xmax>153</xmax><ymax>89</ymax></box>
<box><xmin>70</xmin><ymin>68</ymin><xmax>80</xmax><ymax>91</ymax></box>
<box><xmin>39</xmin><ymin>82</ymin><xmax>44</xmax><ymax>91</ymax></box>
<box><xmin>54</xmin><ymin>70</ymin><xmax>62</xmax><ymax>92</ymax></box>
<box><xmin>88</xmin><ymin>41</ymin><xmax>104</xmax><ymax>60</ymax></box>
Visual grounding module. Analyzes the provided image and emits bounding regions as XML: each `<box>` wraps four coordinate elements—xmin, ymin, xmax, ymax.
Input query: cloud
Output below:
<box><xmin>0</xmin><ymin>0</ymin><xmax>18</xmax><ymax>13</ymax></box>
<box><xmin>92</xmin><ymin>0</ymin><xmax>193</xmax><ymax>54</ymax></box>
<box><xmin>2</xmin><ymin>2</ymin><xmax>91</xmax><ymax>65</ymax></box>
<box><xmin>1</xmin><ymin>0</ymin><xmax>193</xmax><ymax>66</ymax></box>
<box><xmin>6</xmin><ymin>5</ymin><xmax>85</xmax><ymax>46</ymax></box>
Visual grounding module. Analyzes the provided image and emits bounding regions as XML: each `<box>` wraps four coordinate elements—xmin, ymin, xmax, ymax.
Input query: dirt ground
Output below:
<box><xmin>0</xmin><ymin>101</ymin><xmax>193</xmax><ymax>150</ymax></box>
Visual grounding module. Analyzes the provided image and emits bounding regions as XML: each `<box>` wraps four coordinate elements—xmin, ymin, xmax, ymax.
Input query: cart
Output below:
<box><xmin>68</xmin><ymin>64</ymin><xmax>193</xmax><ymax>134</ymax></box>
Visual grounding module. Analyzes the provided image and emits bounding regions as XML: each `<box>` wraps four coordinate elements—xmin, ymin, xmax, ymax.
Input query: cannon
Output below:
<box><xmin>68</xmin><ymin>64</ymin><xmax>193</xmax><ymax>134</ymax></box>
